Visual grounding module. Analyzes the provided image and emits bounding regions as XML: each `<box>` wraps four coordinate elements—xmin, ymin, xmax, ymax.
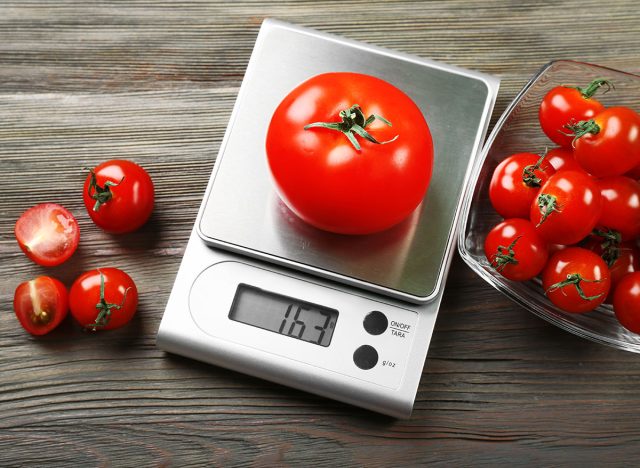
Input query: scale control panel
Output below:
<box><xmin>188</xmin><ymin>261</ymin><xmax>418</xmax><ymax>390</ymax></box>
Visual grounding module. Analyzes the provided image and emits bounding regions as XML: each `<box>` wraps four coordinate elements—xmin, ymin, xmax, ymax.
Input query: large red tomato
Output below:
<box><xmin>569</xmin><ymin>107</ymin><xmax>640</xmax><ymax>177</ymax></box>
<box><xmin>489</xmin><ymin>152</ymin><xmax>555</xmax><ymax>219</ymax></box>
<box><xmin>266</xmin><ymin>73</ymin><xmax>433</xmax><ymax>235</ymax></box>
<box><xmin>542</xmin><ymin>247</ymin><xmax>610</xmax><ymax>313</ymax></box>
<box><xmin>530</xmin><ymin>170</ymin><xmax>602</xmax><ymax>245</ymax></box>
<box><xmin>538</xmin><ymin>79</ymin><xmax>609</xmax><ymax>147</ymax></box>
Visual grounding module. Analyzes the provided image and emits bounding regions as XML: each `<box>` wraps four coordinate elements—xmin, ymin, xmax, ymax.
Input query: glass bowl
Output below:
<box><xmin>458</xmin><ymin>60</ymin><xmax>640</xmax><ymax>353</ymax></box>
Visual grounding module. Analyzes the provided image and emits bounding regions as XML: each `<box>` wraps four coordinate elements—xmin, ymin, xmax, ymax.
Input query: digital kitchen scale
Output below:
<box><xmin>157</xmin><ymin>19</ymin><xmax>499</xmax><ymax>418</ymax></box>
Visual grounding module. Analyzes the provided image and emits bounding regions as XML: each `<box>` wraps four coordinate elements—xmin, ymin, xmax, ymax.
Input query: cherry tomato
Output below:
<box><xmin>489</xmin><ymin>152</ymin><xmax>556</xmax><ymax>218</ymax></box>
<box><xmin>538</xmin><ymin>79</ymin><xmax>609</xmax><ymax>147</ymax></box>
<box><xmin>545</xmin><ymin>147</ymin><xmax>587</xmax><ymax>174</ymax></box>
<box><xmin>596</xmin><ymin>176</ymin><xmax>640</xmax><ymax>241</ymax></box>
<box><xmin>613</xmin><ymin>272</ymin><xmax>640</xmax><ymax>334</ymax></box>
<box><xmin>69</xmin><ymin>268</ymin><xmax>138</xmax><ymax>331</ymax></box>
<box><xmin>569</xmin><ymin>106</ymin><xmax>640</xmax><ymax>177</ymax></box>
<box><xmin>83</xmin><ymin>160</ymin><xmax>154</xmax><ymax>234</ymax></box>
<box><xmin>530</xmin><ymin>171</ymin><xmax>602</xmax><ymax>245</ymax></box>
<box><xmin>266</xmin><ymin>72</ymin><xmax>433</xmax><ymax>235</ymax></box>
<box><xmin>585</xmin><ymin>234</ymin><xmax>640</xmax><ymax>303</ymax></box>
<box><xmin>13</xmin><ymin>276</ymin><xmax>68</xmax><ymax>335</ymax></box>
<box><xmin>484</xmin><ymin>219</ymin><xmax>549</xmax><ymax>281</ymax></box>
<box><xmin>542</xmin><ymin>247</ymin><xmax>610</xmax><ymax>313</ymax></box>
<box><xmin>14</xmin><ymin>203</ymin><xmax>80</xmax><ymax>267</ymax></box>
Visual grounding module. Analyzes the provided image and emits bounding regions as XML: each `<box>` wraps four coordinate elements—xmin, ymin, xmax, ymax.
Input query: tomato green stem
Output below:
<box><xmin>566</xmin><ymin>78</ymin><xmax>614</xmax><ymax>99</ymax></box>
<box><xmin>304</xmin><ymin>104</ymin><xmax>398</xmax><ymax>151</ymax></box>
<box><xmin>592</xmin><ymin>228</ymin><xmax>622</xmax><ymax>267</ymax></box>
<box><xmin>490</xmin><ymin>236</ymin><xmax>521</xmax><ymax>272</ymax></box>
<box><xmin>546</xmin><ymin>273</ymin><xmax>604</xmax><ymax>301</ymax></box>
<box><xmin>522</xmin><ymin>150</ymin><xmax>549</xmax><ymax>187</ymax></box>
<box><xmin>563</xmin><ymin>119</ymin><xmax>600</xmax><ymax>147</ymax></box>
<box><xmin>85</xmin><ymin>167</ymin><xmax>124</xmax><ymax>212</ymax></box>
<box><xmin>536</xmin><ymin>193</ymin><xmax>560</xmax><ymax>226</ymax></box>
<box><xmin>86</xmin><ymin>270</ymin><xmax>131</xmax><ymax>332</ymax></box>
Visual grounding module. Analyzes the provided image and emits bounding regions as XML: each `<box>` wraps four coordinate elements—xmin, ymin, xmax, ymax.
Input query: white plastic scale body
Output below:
<box><xmin>157</xmin><ymin>19</ymin><xmax>499</xmax><ymax>418</ymax></box>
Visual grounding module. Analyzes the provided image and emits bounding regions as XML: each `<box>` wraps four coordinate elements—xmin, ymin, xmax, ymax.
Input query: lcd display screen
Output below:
<box><xmin>229</xmin><ymin>284</ymin><xmax>339</xmax><ymax>347</ymax></box>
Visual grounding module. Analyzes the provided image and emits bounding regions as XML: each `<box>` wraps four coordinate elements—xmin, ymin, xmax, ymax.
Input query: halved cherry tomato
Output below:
<box><xmin>14</xmin><ymin>203</ymin><xmax>80</xmax><ymax>266</ymax></box>
<box><xmin>542</xmin><ymin>247</ymin><xmax>610</xmax><ymax>313</ymax></box>
<box><xmin>484</xmin><ymin>219</ymin><xmax>549</xmax><ymax>281</ymax></box>
<box><xmin>613</xmin><ymin>272</ymin><xmax>640</xmax><ymax>334</ymax></box>
<box><xmin>569</xmin><ymin>106</ymin><xmax>640</xmax><ymax>177</ymax></box>
<box><xmin>597</xmin><ymin>176</ymin><xmax>640</xmax><ymax>241</ymax></box>
<box><xmin>13</xmin><ymin>276</ymin><xmax>69</xmax><ymax>335</ymax></box>
<box><xmin>83</xmin><ymin>160</ymin><xmax>154</xmax><ymax>234</ymax></box>
<box><xmin>489</xmin><ymin>152</ymin><xmax>556</xmax><ymax>219</ymax></box>
<box><xmin>530</xmin><ymin>171</ymin><xmax>602</xmax><ymax>245</ymax></box>
<box><xmin>538</xmin><ymin>79</ymin><xmax>609</xmax><ymax>147</ymax></box>
<box><xmin>266</xmin><ymin>72</ymin><xmax>433</xmax><ymax>235</ymax></box>
<box><xmin>545</xmin><ymin>147</ymin><xmax>587</xmax><ymax>174</ymax></box>
<box><xmin>69</xmin><ymin>268</ymin><xmax>138</xmax><ymax>331</ymax></box>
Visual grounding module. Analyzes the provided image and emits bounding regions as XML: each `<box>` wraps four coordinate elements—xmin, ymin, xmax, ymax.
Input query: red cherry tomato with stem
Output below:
<box><xmin>13</xmin><ymin>276</ymin><xmax>69</xmax><ymax>335</ymax></box>
<box><xmin>484</xmin><ymin>218</ymin><xmax>549</xmax><ymax>281</ymax></box>
<box><xmin>489</xmin><ymin>152</ymin><xmax>556</xmax><ymax>219</ymax></box>
<box><xmin>530</xmin><ymin>171</ymin><xmax>602</xmax><ymax>245</ymax></box>
<box><xmin>542</xmin><ymin>247</ymin><xmax>610</xmax><ymax>313</ymax></box>
<box><xmin>585</xmin><ymin>231</ymin><xmax>640</xmax><ymax>303</ymax></box>
<box><xmin>69</xmin><ymin>268</ymin><xmax>138</xmax><ymax>331</ymax></box>
<box><xmin>14</xmin><ymin>203</ymin><xmax>80</xmax><ymax>267</ymax></box>
<box><xmin>613</xmin><ymin>272</ymin><xmax>640</xmax><ymax>334</ymax></box>
<box><xmin>538</xmin><ymin>79</ymin><xmax>610</xmax><ymax>147</ymax></box>
<box><xmin>568</xmin><ymin>106</ymin><xmax>640</xmax><ymax>177</ymax></box>
<box><xmin>83</xmin><ymin>160</ymin><xmax>154</xmax><ymax>234</ymax></box>
<box><xmin>266</xmin><ymin>72</ymin><xmax>433</xmax><ymax>235</ymax></box>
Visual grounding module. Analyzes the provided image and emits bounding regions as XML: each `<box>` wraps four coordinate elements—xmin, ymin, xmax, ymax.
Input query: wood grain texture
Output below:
<box><xmin>1</xmin><ymin>1</ymin><xmax>640</xmax><ymax>466</ymax></box>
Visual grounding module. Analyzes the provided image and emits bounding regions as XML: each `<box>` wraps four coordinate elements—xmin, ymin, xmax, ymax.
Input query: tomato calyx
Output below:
<box><xmin>522</xmin><ymin>151</ymin><xmax>548</xmax><ymax>187</ymax></box>
<box><xmin>565</xmin><ymin>78</ymin><xmax>613</xmax><ymax>99</ymax></box>
<box><xmin>86</xmin><ymin>271</ymin><xmax>131</xmax><ymax>332</ymax></box>
<box><xmin>564</xmin><ymin>119</ymin><xmax>601</xmax><ymax>146</ymax></box>
<box><xmin>546</xmin><ymin>273</ymin><xmax>605</xmax><ymax>301</ymax></box>
<box><xmin>303</xmin><ymin>104</ymin><xmax>398</xmax><ymax>151</ymax></box>
<box><xmin>592</xmin><ymin>228</ymin><xmax>622</xmax><ymax>267</ymax></box>
<box><xmin>536</xmin><ymin>193</ymin><xmax>560</xmax><ymax>226</ymax></box>
<box><xmin>85</xmin><ymin>167</ymin><xmax>125</xmax><ymax>212</ymax></box>
<box><xmin>490</xmin><ymin>236</ymin><xmax>521</xmax><ymax>272</ymax></box>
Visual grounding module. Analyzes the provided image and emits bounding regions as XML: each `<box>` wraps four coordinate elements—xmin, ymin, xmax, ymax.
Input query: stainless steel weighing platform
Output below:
<box><xmin>157</xmin><ymin>19</ymin><xmax>499</xmax><ymax>418</ymax></box>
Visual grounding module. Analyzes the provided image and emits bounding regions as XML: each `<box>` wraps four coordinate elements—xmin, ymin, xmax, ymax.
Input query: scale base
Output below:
<box><xmin>158</xmin><ymin>228</ymin><xmax>443</xmax><ymax>419</ymax></box>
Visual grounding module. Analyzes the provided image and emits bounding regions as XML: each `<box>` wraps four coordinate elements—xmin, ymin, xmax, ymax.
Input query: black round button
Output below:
<box><xmin>353</xmin><ymin>345</ymin><xmax>379</xmax><ymax>370</ymax></box>
<box><xmin>363</xmin><ymin>310</ymin><xmax>388</xmax><ymax>335</ymax></box>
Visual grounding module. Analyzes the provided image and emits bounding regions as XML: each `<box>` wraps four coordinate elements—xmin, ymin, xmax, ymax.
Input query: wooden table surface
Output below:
<box><xmin>1</xmin><ymin>1</ymin><xmax>640</xmax><ymax>466</ymax></box>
